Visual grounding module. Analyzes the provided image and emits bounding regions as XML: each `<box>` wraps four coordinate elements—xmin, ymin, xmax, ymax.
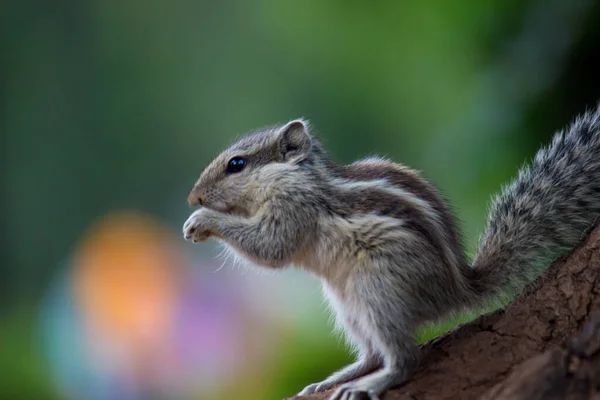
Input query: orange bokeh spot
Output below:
<box><xmin>72</xmin><ymin>212</ymin><xmax>181</xmax><ymax>347</ymax></box>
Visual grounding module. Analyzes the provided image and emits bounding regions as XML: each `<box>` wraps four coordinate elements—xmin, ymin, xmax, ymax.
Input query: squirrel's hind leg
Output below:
<box><xmin>325</xmin><ymin>254</ymin><xmax>423</xmax><ymax>399</ymax></box>
<box><xmin>298</xmin><ymin>293</ymin><xmax>383</xmax><ymax>396</ymax></box>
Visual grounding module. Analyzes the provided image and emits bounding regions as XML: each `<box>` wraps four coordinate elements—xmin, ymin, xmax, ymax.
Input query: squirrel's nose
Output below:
<box><xmin>187</xmin><ymin>190</ymin><xmax>204</xmax><ymax>207</ymax></box>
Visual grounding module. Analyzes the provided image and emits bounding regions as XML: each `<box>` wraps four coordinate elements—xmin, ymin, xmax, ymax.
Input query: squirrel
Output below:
<box><xmin>183</xmin><ymin>104</ymin><xmax>600</xmax><ymax>400</ymax></box>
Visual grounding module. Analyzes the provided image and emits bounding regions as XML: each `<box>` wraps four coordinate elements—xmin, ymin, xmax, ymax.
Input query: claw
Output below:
<box><xmin>367</xmin><ymin>390</ymin><xmax>380</xmax><ymax>400</ymax></box>
<box><xmin>328</xmin><ymin>378</ymin><xmax>386</xmax><ymax>400</ymax></box>
<box><xmin>299</xmin><ymin>382</ymin><xmax>331</xmax><ymax>396</ymax></box>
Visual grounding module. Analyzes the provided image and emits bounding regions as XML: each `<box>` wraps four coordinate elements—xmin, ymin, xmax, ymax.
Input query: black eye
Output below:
<box><xmin>227</xmin><ymin>157</ymin><xmax>247</xmax><ymax>173</ymax></box>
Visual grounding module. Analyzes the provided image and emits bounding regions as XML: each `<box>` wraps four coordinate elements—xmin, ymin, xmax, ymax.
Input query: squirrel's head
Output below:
<box><xmin>187</xmin><ymin>118</ymin><xmax>316</xmax><ymax>216</ymax></box>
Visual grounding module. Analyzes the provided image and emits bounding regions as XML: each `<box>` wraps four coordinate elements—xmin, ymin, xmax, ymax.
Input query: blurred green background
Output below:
<box><xmin>3</xmin><ymin>1</ymin><xmax>600</xmax><ymax>399</ymax></box>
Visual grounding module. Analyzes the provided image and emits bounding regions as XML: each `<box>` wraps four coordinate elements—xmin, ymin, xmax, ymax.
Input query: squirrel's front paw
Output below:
<box><xmin>183</xmin><ymin>209</ymin><xmax>212</xmax><ymax>242</ymax></box>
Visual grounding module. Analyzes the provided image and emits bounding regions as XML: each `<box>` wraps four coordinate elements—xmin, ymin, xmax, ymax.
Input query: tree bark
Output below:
<box><xmin>288</xmin><ymin>224</ymin><xmax>600</xmax><ymax>400</ymax></box>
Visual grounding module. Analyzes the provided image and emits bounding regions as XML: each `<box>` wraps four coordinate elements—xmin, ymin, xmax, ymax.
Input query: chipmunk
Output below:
<box><xmin>183</xmin><ymin>104</ymin><xmax>600</xmax><ymax>400</ymax></box>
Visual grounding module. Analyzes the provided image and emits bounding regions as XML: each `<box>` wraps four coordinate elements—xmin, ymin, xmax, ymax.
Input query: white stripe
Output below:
<box><xmin>330</xmin><ymin>177</ymin><xmax>458</xmax><ymax>268</ymax></box>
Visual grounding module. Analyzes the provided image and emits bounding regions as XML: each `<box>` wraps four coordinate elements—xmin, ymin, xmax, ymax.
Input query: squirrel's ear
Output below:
<box><xmin>277</xmin><ymin>119</ymin><xmax>312</xmax><ymax>162</ymax></box>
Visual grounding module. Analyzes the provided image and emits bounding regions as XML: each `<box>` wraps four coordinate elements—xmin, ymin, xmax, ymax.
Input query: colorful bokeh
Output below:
<box><xmin>38</xmin><ymin>212</ymin><xmax>308</xmax><ymax>400</ymax></box>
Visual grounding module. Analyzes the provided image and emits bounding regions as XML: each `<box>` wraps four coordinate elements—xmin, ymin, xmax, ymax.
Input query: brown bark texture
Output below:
<box><xmin>288</xmin><ymin>225</ymin><xmax>600</xmax><ymax>400</ymax></box>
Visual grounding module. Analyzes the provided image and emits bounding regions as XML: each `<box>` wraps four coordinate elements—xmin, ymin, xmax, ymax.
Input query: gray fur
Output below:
<box><xmin>183</xmin><ymin>105</ymin><xmax>600</xmax><ymax>400</ymax></box>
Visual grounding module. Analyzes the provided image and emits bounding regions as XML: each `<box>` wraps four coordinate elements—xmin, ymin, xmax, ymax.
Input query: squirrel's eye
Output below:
<box><xmin>227</xmin><ymin>157</ymin><xmax>247</xmax><ymax>173</ymax></box>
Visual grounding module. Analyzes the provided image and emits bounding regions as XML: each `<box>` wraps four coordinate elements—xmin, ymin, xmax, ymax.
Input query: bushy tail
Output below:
<box><xmin>471</xmin><ymin>103</ymin><xmax>600</xmax><ymax>302</ymax></box>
